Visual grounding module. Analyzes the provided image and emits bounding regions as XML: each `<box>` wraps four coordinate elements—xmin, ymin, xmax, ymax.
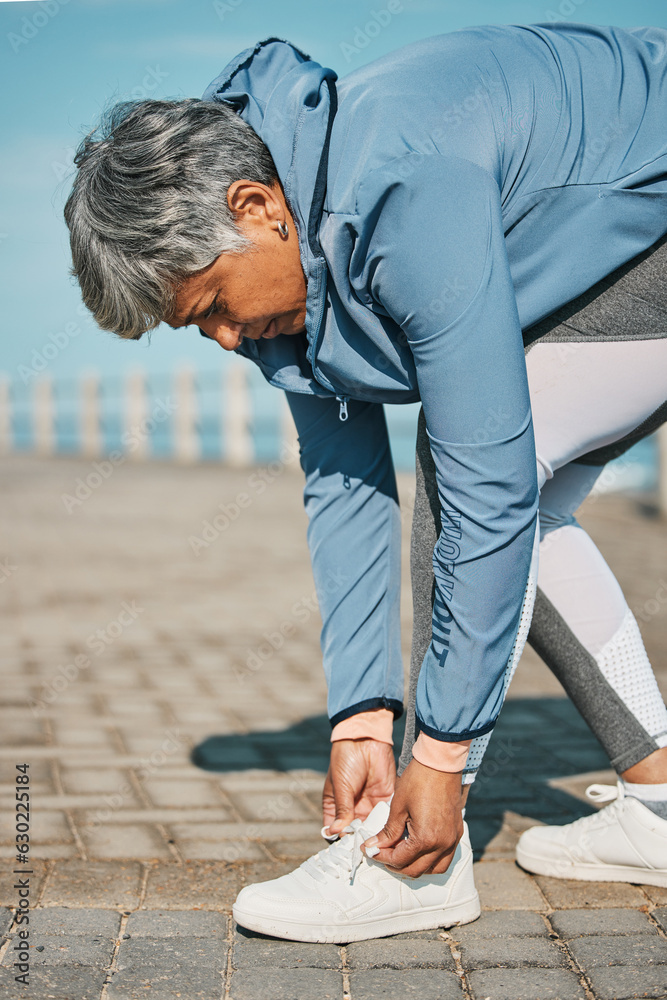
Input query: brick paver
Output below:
<box><xmin>1</xmin><ymin>455</ymin><xmax>666</xmax><ymax>999</ymax></box>
<box><xmin>585</xmin><ymin>967</ymin><xmax>667</xmax><ymax>1000</ymax></box>
<box><xmin>347</xmin><ymin>969</ymin><xmax>463</xmax><ymax>999</ymax></box>
<box><xmin>233</xmin><ymin>931</ymin><xmax>340</xmax><ymax>969</ymax></box>
<box><xmin>458</xmin><ymin>935</ymin><xmax>567</xmax><ymax>970</ymax></box>
<box><xmin>568</xmin><ymin>932</ymin><xmax>667</xmax><ymax>968</ymax></box>
<box><xmin>142</xmin><ymin>860</ymin><xmax>243</xmax><ymax>910</ymax></box>
<box><xmin>467</xmin><ymin>967</ymin><xmax>587</xmax><ymax>999</ymax></box>
<box><xmin>41</xmin><ymin>860</ymin><xmax>143</xmax><ymax>910</ymax></box>
<box><xmin>1</xmin><ymin>934</ymin><xmax>115</xmax><ymax>968</ymax></box>
<box><xmin>21</xmin><ymin>907</ymin><xmax>122</xmax><ymax>937</ymax></box>
<box><xmin>229</xmin><ymin>968</ymin><xmax>344</xmax><ymax>999</ymax></box>
<box><xmin>452</xmin><ymin>909</ymin><xmax>547</xmax><ymax>939</ymax></box>
<box><xmin>645</xmin><ymin>884</ymin><xmax>667</xmax><ymax>906</ymax></box>
<box><xmin>550</xmin><ymin>906</ymin><xmax>659</xmax><ymax>938</ymax></box>
<box><xmin>0</xmin><ymin>966</ymin><xmax>108</xmax><ymax>1000</ymax></box>
<box><xmin>534</xmin><ymin>875</ymin><xmax>650</xmax><ymax>910</ymax></box>
<box><xmin>107</xmin><ymin>964</ymin><xmax>227</xmax><ymax>1000</ymax></box>
<box><xmin>472</xmin><ymin>859</ymin><xmax>547</xmax><ymax>910</ymax></box>
<box><xmin>125</xmin><ymin>908</ymin><xmax>227</xmax><ymax>938</ymax></box>
<box><xmin>345</xmin><ymin>938</ymin><xmax>455</xmax><ymax>970</ymax></box>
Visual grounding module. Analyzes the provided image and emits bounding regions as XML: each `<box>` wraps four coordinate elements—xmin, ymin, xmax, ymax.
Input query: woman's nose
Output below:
<box><xmin>200</xmin><ymin>317</ymin><xmax>244</xmax><ymax>351</ymax></box>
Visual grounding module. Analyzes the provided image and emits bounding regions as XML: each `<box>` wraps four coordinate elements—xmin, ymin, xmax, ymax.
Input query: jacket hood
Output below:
<box><xmin>202</xmin><ymin>38</ymin><xmax>338</xmax><ymax>394</ymax></box>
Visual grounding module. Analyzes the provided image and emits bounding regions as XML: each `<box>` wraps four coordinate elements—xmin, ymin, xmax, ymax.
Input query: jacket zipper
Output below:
<box><xmin>336</xmin><ymin>395</ymin><xmax>349</xmax><ymax>421</ymax></box>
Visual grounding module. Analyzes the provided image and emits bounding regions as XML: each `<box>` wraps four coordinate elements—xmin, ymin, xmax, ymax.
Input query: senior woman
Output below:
<box><xmin>65</xmin><ymin>24</ymin><xmax>667</xmax><ymax>942</ymax></box>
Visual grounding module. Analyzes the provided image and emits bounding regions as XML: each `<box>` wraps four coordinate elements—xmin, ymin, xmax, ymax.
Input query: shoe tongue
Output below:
<box><xmin>359</xmin><ymin>799</ymin><xmax>391</xmax><ymax>837</ymax></box>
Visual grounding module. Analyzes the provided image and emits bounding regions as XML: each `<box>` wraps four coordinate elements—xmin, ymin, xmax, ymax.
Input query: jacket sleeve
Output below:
<box><xmin>358</xmin><ymin>152</ymin><xmax>538</xmax><ymax>741</ymax></box>
<box><xmin>285</xmin><ymin>391</ymin><xmax>404</xmax><ymax>727</ymax></box>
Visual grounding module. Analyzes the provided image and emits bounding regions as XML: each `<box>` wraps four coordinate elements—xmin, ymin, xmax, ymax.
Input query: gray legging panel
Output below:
<box><xmin>398</xmin><ymin>410</ymin><xmax>440</xmax><ymax>775</ymax></box>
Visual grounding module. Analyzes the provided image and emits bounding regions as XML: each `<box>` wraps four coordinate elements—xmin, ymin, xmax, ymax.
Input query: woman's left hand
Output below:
<box><xmin>362</xmin><ymin>758</ymin><xmax>465</xmax><ymax>876</ymax></box>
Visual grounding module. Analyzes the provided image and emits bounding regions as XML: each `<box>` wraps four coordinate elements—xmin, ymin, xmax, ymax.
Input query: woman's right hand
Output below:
<box><xmin>322</xmin><ymin>738</ymin><xmax>396</xmax><ymax>838</ymax></box>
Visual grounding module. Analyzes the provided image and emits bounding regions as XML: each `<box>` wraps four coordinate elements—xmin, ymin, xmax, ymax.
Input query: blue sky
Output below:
<box><xmin>2</xmin><ymin>0</ymin><xmax>667</xmax><ymax>382</ymax></box>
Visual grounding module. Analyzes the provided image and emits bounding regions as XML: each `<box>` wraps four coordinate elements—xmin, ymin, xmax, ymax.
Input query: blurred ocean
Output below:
<box><xmin>6</xmin><ymin>367</ymin><xmax>660</xmax><ymax>490</ymax></box>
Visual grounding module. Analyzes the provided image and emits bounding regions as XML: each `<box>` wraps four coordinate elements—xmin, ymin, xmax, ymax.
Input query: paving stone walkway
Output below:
<box><xmin>1</xmin><ymin>454</ymin><xmax>666</xmax><ymax>999</ymax></box>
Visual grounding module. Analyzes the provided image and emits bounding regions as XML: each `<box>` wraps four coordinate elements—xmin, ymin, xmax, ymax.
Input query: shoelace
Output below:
<box><xmin>561</xmin><ymin>780</ymin><xmax>625</xmax><ymax>832</ymax></box>
<box><xmin>586</xmin><ymin>781</ymin><xmax>622</xmax><ymax>805</ymax></box>
<box><xmin>300</xmin><ymin>819</ymin><xmax>372</xmax><ymax>884</ymax></box>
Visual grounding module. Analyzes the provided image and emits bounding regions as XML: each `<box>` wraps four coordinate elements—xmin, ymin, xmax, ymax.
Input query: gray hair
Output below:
<box><xmin>64</xmin><ymin>98</ymin><xmax>279</xmax><ymax>339</ymax></box>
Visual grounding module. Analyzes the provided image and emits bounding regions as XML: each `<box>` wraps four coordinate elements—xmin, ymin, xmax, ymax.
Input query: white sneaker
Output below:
<box><xmin>516</xmin><ymin>780</ymin><xmax>667</xmax><ymax>887</ymax></box>
<box><xmin>233</xmin><ymin>800</ymin><xmax>480</xmax><ymax>943</ymax></box>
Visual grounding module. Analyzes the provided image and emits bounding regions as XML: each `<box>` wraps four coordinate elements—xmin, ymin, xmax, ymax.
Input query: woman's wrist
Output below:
<box><xmin>412</xmin><ymin>732</ymin><xmax>471</xmax><ymax>772</ymax></box>
<box><xmin>330</xmin><ymin>707</ymin><xmax>394</xmax><ymax>745</ymax></box>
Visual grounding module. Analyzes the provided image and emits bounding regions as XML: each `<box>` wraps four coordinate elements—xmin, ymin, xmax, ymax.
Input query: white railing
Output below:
<box><xmin>0</xmin><ymin>376</ymin><xmax>10</xmax><ymax>457</ymax></box>
<box><xmin>223</xmin><ymin>364</ymin><xmax>253</xmax><ymax>468</ymax></box>
<box><xmin>0</xmin><ymin>364</ymin><xmax>289</xmax><ymax>469</ymax></box>
<box><xmin>659</xmin><ymin>424</ymin><xmax>667</xmax><ymax>517</ymax></box>
<box><xmin>1</xmin><ymin>367</ymin><xmax>665</xmax><ymax>516</ymax></box>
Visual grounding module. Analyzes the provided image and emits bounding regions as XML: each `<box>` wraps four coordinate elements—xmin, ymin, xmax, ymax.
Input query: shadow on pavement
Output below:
<box><xmin>192</xmin><ymin>697</ymin><xmax>611</xmax><ymax>857</ymax></box>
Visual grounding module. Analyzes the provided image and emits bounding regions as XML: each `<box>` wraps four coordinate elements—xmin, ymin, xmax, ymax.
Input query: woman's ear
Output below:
<box><xmin>227</xmin><ymin>180</ymin><xmax>282</xmax><ymax>227</ymax></box>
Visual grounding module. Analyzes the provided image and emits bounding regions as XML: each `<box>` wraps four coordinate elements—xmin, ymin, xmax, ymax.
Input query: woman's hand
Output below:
<box><xmin>362</xmin><ymin>758</ymin><xmax>464</xmax><ymax>876</ymax></box>
<box><xmin>322</xmin><ymin>738</ymin><xmax>396</xmax><ymax>837</ymax></box>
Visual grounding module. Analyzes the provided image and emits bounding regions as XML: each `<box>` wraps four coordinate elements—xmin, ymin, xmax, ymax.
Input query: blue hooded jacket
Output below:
<box><xmin>202</xmin><ymin>23</ymin><xmax>667</xmax><ymax>740</ymax></box>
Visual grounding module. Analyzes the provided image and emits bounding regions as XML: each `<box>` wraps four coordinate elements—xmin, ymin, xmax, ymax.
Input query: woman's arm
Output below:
<box><xmin>355</xmin><ymin>152</ymin><xmax>538</xmax><ymax>871</ymax></box>
<box><xmin>285</xmin><ymin>392</ymin><xmax>404</xmax><ymax>730</ymax></box>
<box><xmin>360</xmin><ymin>151</ymin><xmax>538</xmax><ymax>752</ymax></box>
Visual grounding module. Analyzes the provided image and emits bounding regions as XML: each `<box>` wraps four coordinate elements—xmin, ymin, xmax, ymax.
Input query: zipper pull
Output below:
<box><xmin>337</xmin><ymin>396</ymin><xmax>349</xmax><ymax>422</ymax></box>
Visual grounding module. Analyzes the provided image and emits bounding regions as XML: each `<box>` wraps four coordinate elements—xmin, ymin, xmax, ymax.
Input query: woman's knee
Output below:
<box><xmin>538</xmin><ymin>506</ymin><xmax>577</xmax><ymax>541</ymax></box>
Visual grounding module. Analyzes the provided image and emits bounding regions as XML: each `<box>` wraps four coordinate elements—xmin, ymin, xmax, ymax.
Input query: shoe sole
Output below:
<box><xmin>516</xmin><ymin>846</ymin><xmax>667</xmax><ymax>888</ymax></box>
<box><xmin>233</xmin><ymin>892</ymin><xmax>481</xmax><ymax>943</ymax></box>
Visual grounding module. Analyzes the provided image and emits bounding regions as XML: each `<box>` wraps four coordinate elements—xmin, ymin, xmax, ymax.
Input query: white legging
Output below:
<box><xmin>530</xmin><ymin>338</ymin><xmax>667</xmax><ymax>753</ymax></box>
<box><xmin>529</xmin><ymin>337</ymin><xmax>666</xmax><ymax>649</ymax></box>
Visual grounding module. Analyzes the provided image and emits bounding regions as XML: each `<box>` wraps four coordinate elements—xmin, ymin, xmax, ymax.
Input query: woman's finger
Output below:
<box><xmin>372</xmin><ymin>837</ymin><xmax>440</xmax><ymax>876</ymax></box>
<box><xmin>321</xmin><ymin>768</ymin><xmax>336</xmax><ymax>830</ymax></box>
<box><xmin>379</xmin><ymin>841</ymin><xmax>458</xmax><ymax>878</ymax></box>
<box><xmin>327</xmin><ymin>769</ymin><xmax>357</xmax><ymax>837</ymax></box>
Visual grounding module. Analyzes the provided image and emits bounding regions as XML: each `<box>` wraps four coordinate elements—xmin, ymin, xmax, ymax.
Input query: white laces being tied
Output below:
<box><xmin>586</xmin><ymin>781</ymin><xmax>624</xmax><ymax>805</ymax></box>
<box><xmin>563</xmin><ymin>780</ymin><xmax>627</xmax><ymax>831</ymax></box>
<box><xmin>302</xmin><ymin>819</ymin><xmax>379</xmax><ymax>884</ymax></box>
<box><xmin>548</xmin><ymin>781</ymin><xmax>626</xmax><ymax>836</ymax></box>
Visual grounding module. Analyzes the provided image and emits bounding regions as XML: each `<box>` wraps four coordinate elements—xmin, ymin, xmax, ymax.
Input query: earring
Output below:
<box><xmin>278</xmin><ymin>221</ymin><xmax>288</xmax><ymax>238</ymax></box>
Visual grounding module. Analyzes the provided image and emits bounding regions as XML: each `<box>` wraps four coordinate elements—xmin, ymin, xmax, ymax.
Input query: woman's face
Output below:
<box><xmin>167</xmin><ymin>180</ymin><xmax>307</xmax><ymax>351</ymax></box>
